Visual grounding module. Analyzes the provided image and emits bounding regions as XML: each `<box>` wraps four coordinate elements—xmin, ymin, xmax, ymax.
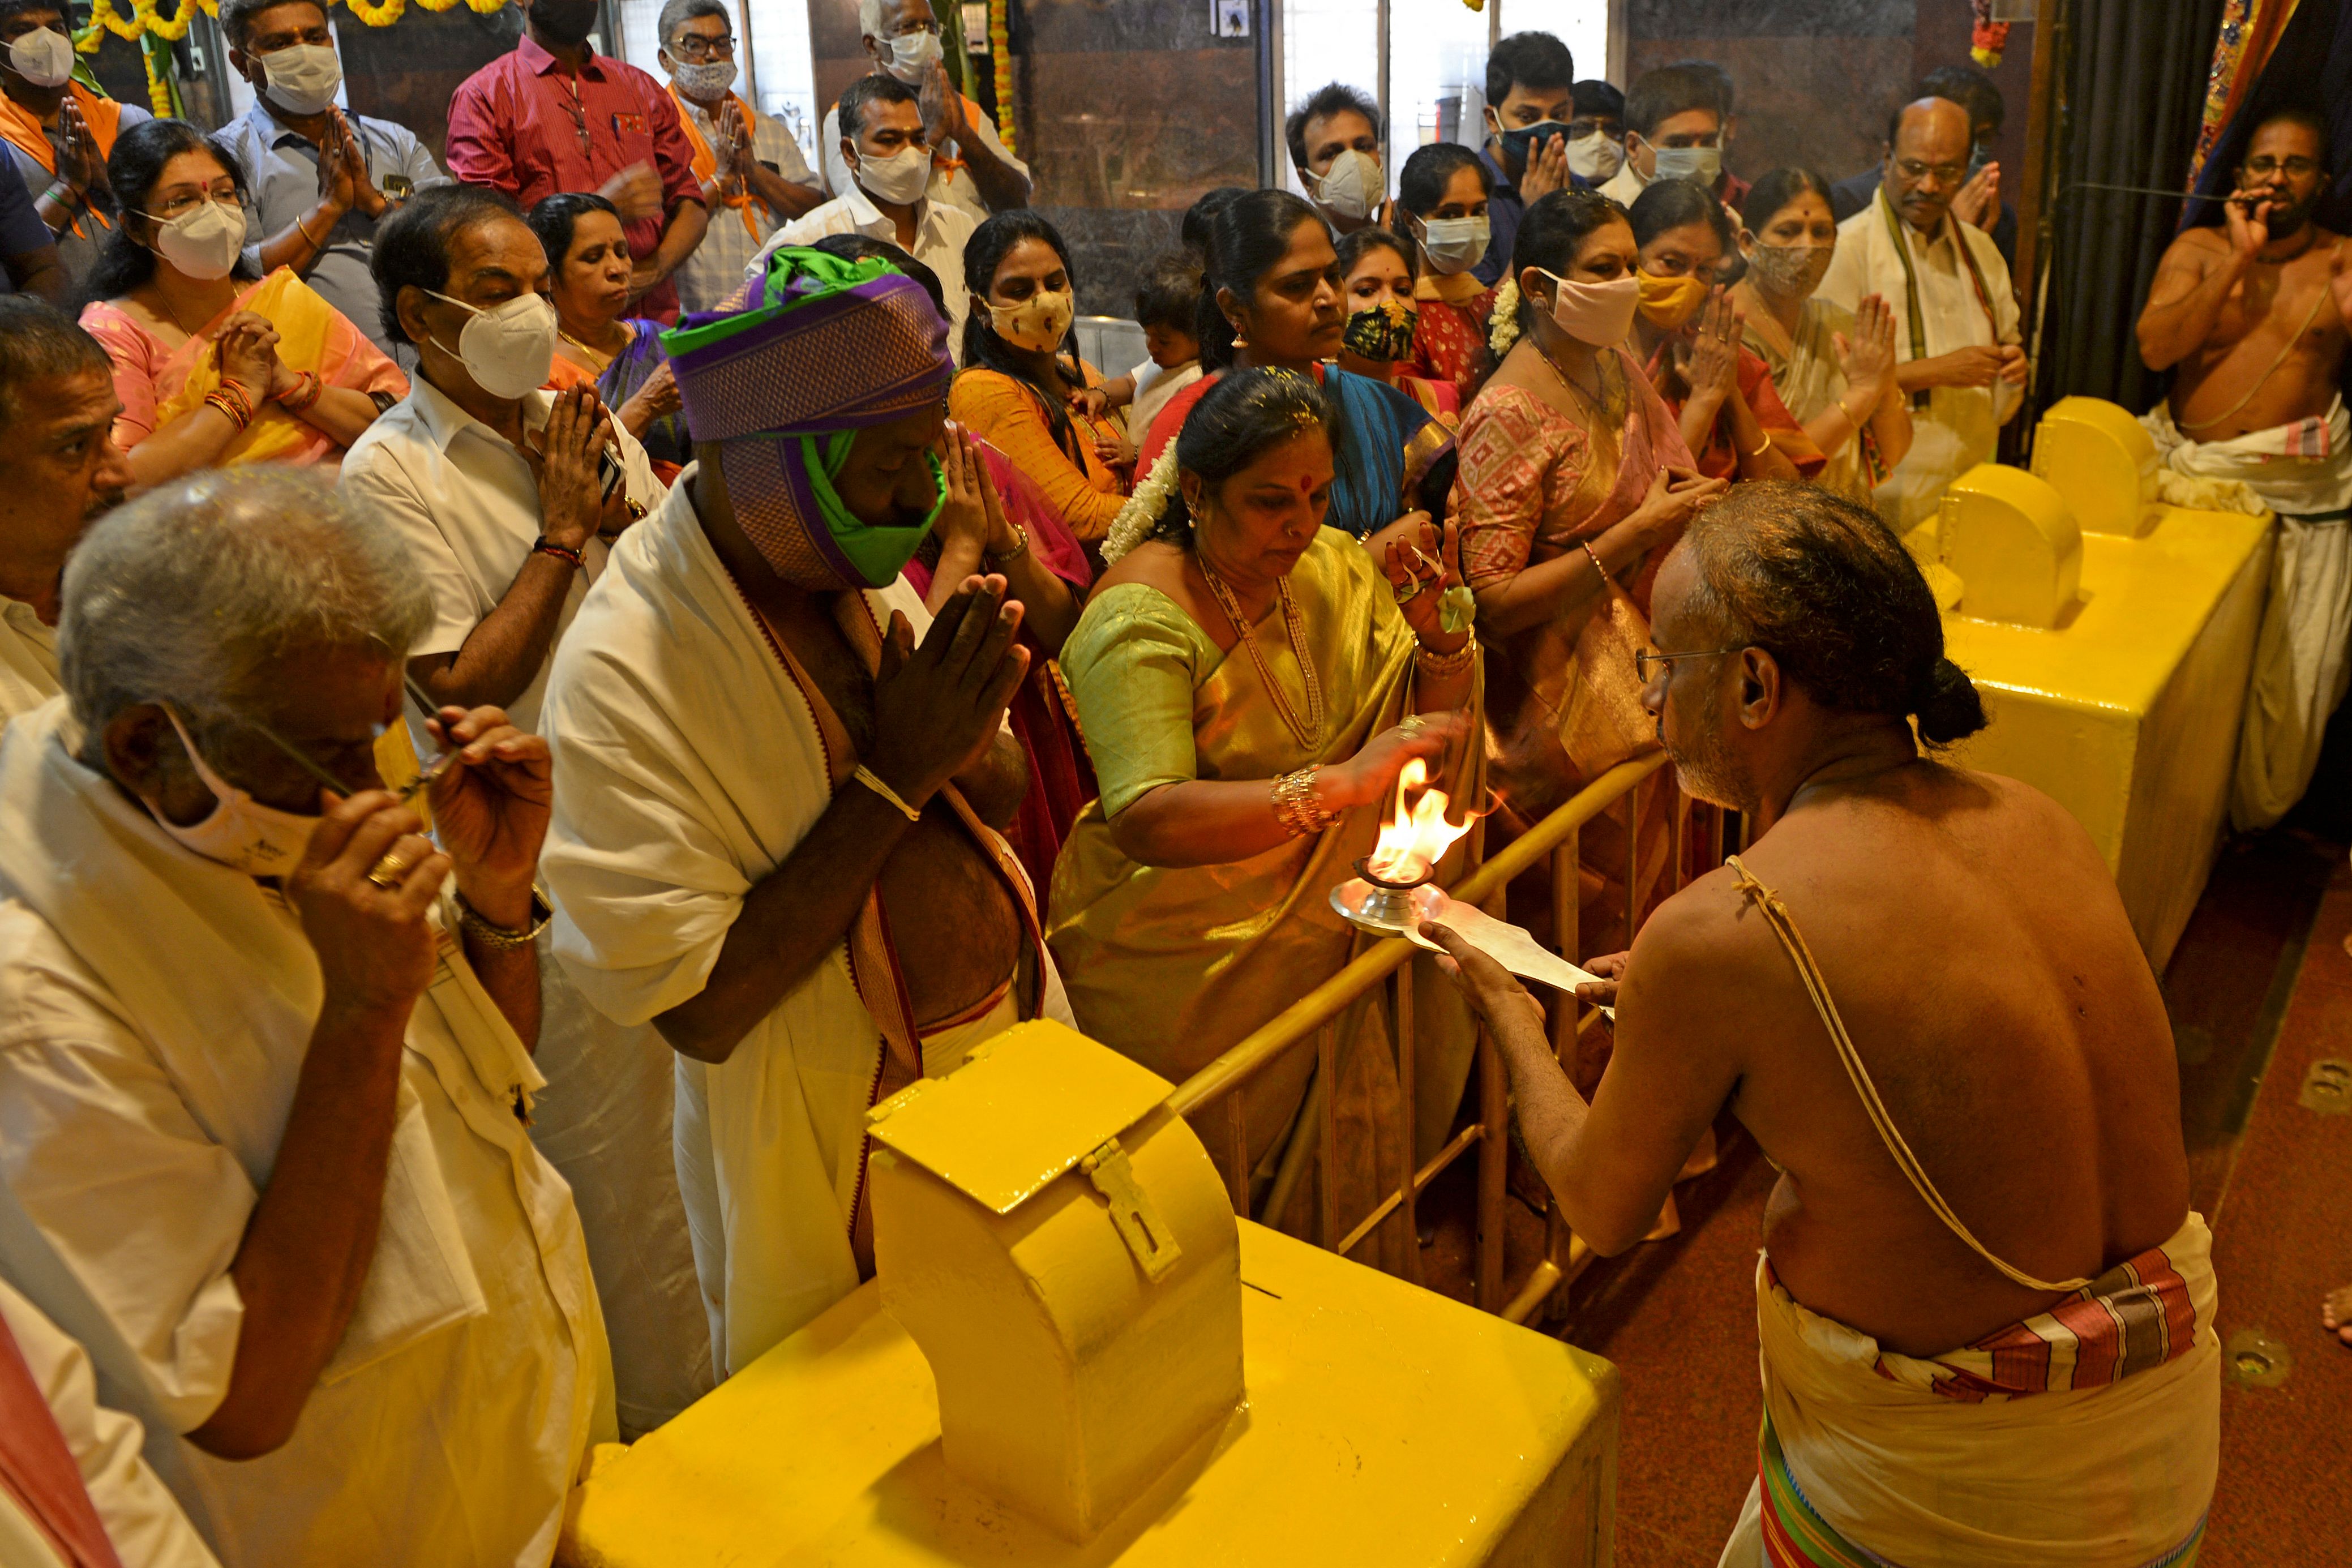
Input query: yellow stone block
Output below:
<box><xmin>2031</xmin><ymin>396</ymin><xmax>2161</xmax><ymax>538</ymax></box>
<box><xmin>1943</xmin><ymin>503</ymin><xmax>2270</xmax><ymax>970</ymax></box>
<box><xmin>1939</xmin><ymin>465</ymin><xmax>2083</xmax><ymax>630</ymax></box>
<box><xmin>556</xmin><ymin>1223</ymin><xmax>1621</xmax><ymax>1567</ymax></box>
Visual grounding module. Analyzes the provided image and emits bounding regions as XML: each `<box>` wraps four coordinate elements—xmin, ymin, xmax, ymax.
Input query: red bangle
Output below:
<box><xmin>281</xmin><ymin>369</ymin><xmax>323</xmax><ymax>413</ymax></box>
<box><xmin>532</xmin><ymin>538</ymin><xmax>584</xmax><ymax>569</ymax></box>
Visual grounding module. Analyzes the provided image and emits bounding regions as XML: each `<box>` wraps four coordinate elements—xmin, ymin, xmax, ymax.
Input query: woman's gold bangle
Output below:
<box><xmin>1414</xmin><ymin>636</ymin><xmax>1477</xmax><ymax>675</ymax></box>
<box><xmin>1744</xmin><ymin>429</ymin><xmax>1773</xmax><ymax>459</ymax></box>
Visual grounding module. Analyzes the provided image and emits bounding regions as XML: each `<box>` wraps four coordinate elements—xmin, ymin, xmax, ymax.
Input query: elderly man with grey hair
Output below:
<box><xmin>816</xmin><ymin>0</ymin><xmax>1030</xmax><ymax>222</ymax></box>
<box><xmin>0</xmin><ymin>468</ymin><xmax>612</xmax><ymax>1567</ymax></box>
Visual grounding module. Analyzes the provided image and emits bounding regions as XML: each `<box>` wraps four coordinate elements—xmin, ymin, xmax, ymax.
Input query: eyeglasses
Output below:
<box><xmin>1893</xmin><ymin>157</ymin><xmax>1968</xmax><ymax>187</ymax></box>
<box><xmin>247</xmin><ymin>674</ymin><xmax>461</xmax><ymax>806</ymax></box>
<box><xmin>666</xmin><ymin>31</ymin><xmax>734</xmax><ymax>60</ymax></box>
<box><xmin>148</xmin><ymin>188</ymin><xmax>242</xmax><ymax>221</ymax></box>
<box><xmin>1634</xmin><ymin>645</ymin><xmax>1740</xmax><ymax>683</ymax></box>
<box><xmin>2242</xmin><ymin>155</ymin><xmax>2320</xmax><ymax>179</ymax></box>
<box><xmin>885</xmin><ymin>16</ymin><xmax>939</xmax><ymax>36</ymax></box>
<box><xmin>556</xmin><ymin>79</ymin><xmax>593</xmax><ymax>158</ymax></box>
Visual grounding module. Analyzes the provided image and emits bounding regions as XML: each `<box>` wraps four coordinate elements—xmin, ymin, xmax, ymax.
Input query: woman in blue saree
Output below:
<box><xmin>1137</xmin><ymin>189</ymin><xmax>1454</xmax><ymax>551</ymax></box>
<box><xmin>531</xmin><ymin>192</ymin><xmax>691</xmax><ymax>479</ymax></box>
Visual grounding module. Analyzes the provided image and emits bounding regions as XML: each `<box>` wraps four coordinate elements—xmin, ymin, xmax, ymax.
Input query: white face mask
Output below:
<box><xmin>1567</xmin><ymin>130</ymin><xmax>1624</xmax><ymax>183</ymax></box>
<box><xmin>139</xmin><ymin>198</ymin><xmax>246</xmax><ymax>282</ymax></box>
<box><xmin>150</xmin><ymin>706</ymin><xmax>322</xmax><ymax>879</ymax></box>
<box><xmin>881</xmin><ymin>28</ymin><xmax>941</xmax><ymax>85</ymax></box>
<box><xmin>1307</xmin><ymin>148</ymin><xmax>1381</xmax><ymax>221</ymax></box>
<box><xmin>6</xmin><ymin>25</ymin><xmax>74</xmax><ymax>89</ymax></box>
<box><xmin>670</xmin><ymin>57</ymin><xmax>735</xmax><ymax>99</ymax></box>
<box><xmin>259</xmin><ymin>42</ymin><xmax>341</xmax><ymax>116</ymax></box>
<box><xmin>425</xmin><ymin>288</ymin><xmax>558</xmax><ymax>400</ymax></box>
<box><xmin>1652</xmin><ymin>143</ymin><xmax>1723</xmax><ymax>187</ymax></box>
<box><xmin>855</xmin><ymin>143</ymin><xmax>932</xmax><ymax>206</ymax></box>
<box><xmin>1416</xmin><ymin>215</ymin><xmax>1489</xmax><ymax>276</ymax></box>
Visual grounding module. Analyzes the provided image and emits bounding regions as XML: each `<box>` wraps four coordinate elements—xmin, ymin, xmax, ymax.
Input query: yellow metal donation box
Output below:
<box><xmin>557</xmin><ymin>1021</ymin><xmax>1621</xmax><ymax>1566</ymax></box>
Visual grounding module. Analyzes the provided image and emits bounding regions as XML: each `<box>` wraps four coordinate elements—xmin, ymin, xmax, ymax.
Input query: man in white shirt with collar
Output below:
<box><xmin>341</xmin><ymin>183</ymin><xmax>712</xmax><ymax>1440</ymax></box>
<box><xmin>755</xmin><ymin>74</ymin><xmax>978</xmax><ymax>358</ymax></box>
<box><xmin>1818</xmin><ymin>96</ymin><xmax>2025</xmax><ymax>534</ymax></box>
<box><xmin>818</xmin><ymin>0</ymin><xmax>1029</xmax><ymax>226</ymax></box>
<box><xmin>0</xmin><ymin>297</ymin><xmax>130</xmax><ymax>725</ymax></box>
<box><xmin>0</xmin><ymin>467</ymin><xmax>611</xmax><ymax>1565</ymax></box>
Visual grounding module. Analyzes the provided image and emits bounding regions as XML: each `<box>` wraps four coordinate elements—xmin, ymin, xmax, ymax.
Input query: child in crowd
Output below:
<box><xmin>1070</xmin><ymin>251</ymin><xmax>1203</xmax><ymax>446</ymax></box>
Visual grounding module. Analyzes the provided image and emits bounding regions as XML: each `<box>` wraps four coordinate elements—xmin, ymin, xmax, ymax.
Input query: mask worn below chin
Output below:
<box><xmin>426</xmin><ymin>289</ymin><xmax>559</xmax><ymax>400</ymax></box>
<box><xmin>1566</xmin><ymin>130</ymin><xmax>1625</xmax><ymax>182</ymax></box>
<box><xmin>987</xmin><ymin>286</ymin><xmax>1074</xmax><ymax>353</ymax></box>
<box><xmin>1536</xmin><ymin>270</ymin><xmax>1640</xmax><ymax>348</ymax></box>
<box><xmin>1496</xmin><ymin>120</ymin><xmax>1565</xmax><ymax>173</ymax></box>
<box><xmin>1651</xmin><ymin>143</ymin><xmax>1723</xmax><ymax>187</ymax></box>
<box><xmin>670</xmin><ymin>58</ymin><xmax>736</xmax><ymax>99</ymax></box>
<box><xmin>149</xmin><ymin>705</ymin><xmax>323</xmax><ymax>878</ymax></box>
<box><xmin>882</xmin><ymin>29</ymin><xmax>942</xmax><ymax>85</ymax></box>
<box><xmin>1635</xmin><ymin>270</ymin><xmax>1710</xmax><ymax>329</ymax></box>
<box><xmin>140</xmin><ymin>199</ymin><xmax>246</xmax><ymax>282</ymax></box>
<box><xmin>1342</xmin><ymin>299</ymin><xmax>1416</xmax><ymax>362</ymax></box>
<box><xmin>1416</xmin><ymin>215</ymin><xmax>1490</xmax><ymax>276</ymax></box>
<box><xmin>259</xmin><ymin>42</ymin><xmax>342</xmax><ymax>115</ymax></box>
<box><xmin>6</xmin><ymin>25</ymin><xmax>74</xmax><ymax>88</ymax></box>
<box><xmin>855</xmin><ymin>144</ymin><xmax>932</xmax><ymax>206</ymax></box>
<box><xmin>1743</xmin><ymin>242</ymin><xmax>1833</xmax><ymax>300</ymax></box>
<box><xmin>1307</xmin><ymin>149</ymin><xmax>1381</xmax><ymax>222</ymax></box>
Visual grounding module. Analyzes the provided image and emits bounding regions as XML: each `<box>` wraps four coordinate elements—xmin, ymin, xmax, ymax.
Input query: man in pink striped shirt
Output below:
<box><xmin>446</xmin><ymin>0</ymin><xmax>708</xmax><ymax>321</ymax></box>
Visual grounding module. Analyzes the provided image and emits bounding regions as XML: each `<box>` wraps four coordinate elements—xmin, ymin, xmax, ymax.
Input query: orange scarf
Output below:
<box><xmin>668</xmin><ymin>85</ymin><xmax>765</xmax><ymax>238</ymax></box>
<box><xmin>0</xmin><ymin>84</ymin><xmax>120</xmax><ymax>236</ymax></box>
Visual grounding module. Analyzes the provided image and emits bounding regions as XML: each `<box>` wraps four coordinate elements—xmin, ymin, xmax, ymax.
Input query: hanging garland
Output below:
<box><xmin>76</xmin><ymin>0</ymin><xmax>503</xmax><ymax>42</ymax></box>
<box><xmin>989</xmin><ymin>0</ymin><xmax>1012</xmax><ymax>154</ymax></box>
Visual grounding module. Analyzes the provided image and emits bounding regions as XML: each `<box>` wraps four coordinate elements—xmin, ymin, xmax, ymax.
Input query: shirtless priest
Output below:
<box><xmin>539</xmin><ymin>247</ymin><xmax>1066</xmax><ymax>1379</ymax></box>
<box><xmin>2137</xmin><ymin>106</ymin><xmax>2351</xmax><ymax>829</ymax></box>
<box><xmin>1425</xmin><ymin>483</ymin><xmax>2220</xmax><ymax>1567</ymax></box>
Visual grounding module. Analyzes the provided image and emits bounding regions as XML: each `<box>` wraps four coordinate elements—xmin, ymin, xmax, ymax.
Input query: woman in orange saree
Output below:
<box><xmin>77</xmin><ymin>119</ymin><xmax>400</xmax><ymax>485</ymax></box>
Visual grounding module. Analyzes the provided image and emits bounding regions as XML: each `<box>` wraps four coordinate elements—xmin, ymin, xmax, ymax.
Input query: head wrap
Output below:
<box><xmin>664</xmin><ymin>247</ymin><xmax>953</xmax><ymax>590</ymax></box>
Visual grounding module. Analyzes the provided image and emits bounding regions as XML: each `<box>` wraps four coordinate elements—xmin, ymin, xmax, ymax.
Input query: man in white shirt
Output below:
<box><xmin>755</xmin><ymin>74</ymin><xmax>978</xmax><ymax>355</ymax></box>
<box><xmin>653</xmin><ymin>0</ymin><xmax>822</xmax><ymax>314</ymax></box>
<box><xmin>540</xmin><ymin>247</ymin><xmax>1064</xmax><ymax>1380</ymax></box>
<box><xmin>1818</xmin><ymin>96</ymin><xmax>2024</xmax><ymax>535</ymax></box>
<box><xmin>0</xmin><ymin>297</ymin><xmax>130</xmax><ymax>724</ymax></box>
<box><xmin>818</xmin><ymin>0</ymin><xmax>1029</xmax><ymax>225</ymax></box>
<box><xmin>343</xmin><ymin>183</ymin><xmax>711</xmax><ymax>1438</ymax></box>
<box><xmin>0</xmin><ymin>467</ymin><xmax>611</xmax><ymax>1565</ymax></box>
<box><xmin>1599</xmin><ymin>63</ymin><xmax>1730</xmax><ymax>211</ymax></box>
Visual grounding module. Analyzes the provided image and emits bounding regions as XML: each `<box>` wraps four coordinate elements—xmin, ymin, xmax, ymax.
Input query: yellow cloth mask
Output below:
<box><xmin>1635</xmin><ymin>271</ymin><xmax>1710</xmax><ymax>329</ymax></box>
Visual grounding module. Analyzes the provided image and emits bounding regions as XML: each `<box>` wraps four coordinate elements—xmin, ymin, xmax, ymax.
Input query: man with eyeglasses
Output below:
<box><xmin>655</xmin><ymin>0</ymin><xmax>822</xmax><ymax>314</ymax></box>
<box><xmin>2138</xmin><ymin>105</ymin><xmax>2351</xmax><ymax>830</ymax></box>
<box><xmin>446</xmin><ymin>0</ymin><xmax>708</xmax><ymax>321</ymax></box>
<box><xmin>213</xmin><ymin>0</ymin><xmax>445</xmax><ymax>359</ymax></box>
<box><xmin>818</xmin><ymin>0</ymin><xmax>1030</xmax><ymax>225</ymax></box>
<box><xmin>0</xmin><ymin>0</ymin><xmax>150</xmax><ymax>295</ymax></box>
<box><xmin>1818</xmin><ymin>96</ymin><xmax>2024</xmax><ymax>534</ymax></box>
<box><xmin>0</xmin><ymin>466</ymin><xmax>615</xmax><ymax>1565</ymax></box>
<box><xmin>1425</xmin><ymin>481</ymin><xmax>2218</xmax><ymax>1568</ymax></box>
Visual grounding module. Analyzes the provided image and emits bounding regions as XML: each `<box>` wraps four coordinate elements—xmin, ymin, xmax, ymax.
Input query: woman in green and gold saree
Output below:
<box><xmin>1047</xmin><ymin>369</ymin><xmax>1484</xmax><ymax>1273</ymax></box>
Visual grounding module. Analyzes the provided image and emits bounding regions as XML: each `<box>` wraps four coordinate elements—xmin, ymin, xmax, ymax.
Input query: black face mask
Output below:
<box><xmin>530</xmin><ymin>0</ymin><xmax>600</xmax><ymax>45</ymax></box>
<box><xmin>1497</xmin><ymin>120</ymin><xmax>1566</xmax><ymax>170</ymax></box>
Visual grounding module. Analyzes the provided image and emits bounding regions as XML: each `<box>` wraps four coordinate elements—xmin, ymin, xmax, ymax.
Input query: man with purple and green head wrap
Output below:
<box><xmin>537</xmin><ymin>245</ymin><xmax>1072</xmax><ymax>1377</ymax></box>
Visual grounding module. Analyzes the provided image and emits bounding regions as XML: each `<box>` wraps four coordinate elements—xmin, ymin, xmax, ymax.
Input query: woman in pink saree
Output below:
<box><xmin>78</xmin><ymin>119</ymin><xmax>401</xmax><ymax>486</ymax></box>
<box><xmin>1454</xmin><ymin>190</ymin><xmax>1724</xmax><ymax>1015</ymax></box>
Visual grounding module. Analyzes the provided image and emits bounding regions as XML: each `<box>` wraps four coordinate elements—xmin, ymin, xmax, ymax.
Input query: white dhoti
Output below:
<box><xmin>2144</xmin><ymin>397</ymin><xmax>2352</xmax><ymax>830</ymax></box>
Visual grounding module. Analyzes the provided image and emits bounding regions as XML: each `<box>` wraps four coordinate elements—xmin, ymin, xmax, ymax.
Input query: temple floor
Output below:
<box><xmin>1410</xmin><ymin>710</ymin><xmax>2352</xmax><ymax>1566</ymax></box>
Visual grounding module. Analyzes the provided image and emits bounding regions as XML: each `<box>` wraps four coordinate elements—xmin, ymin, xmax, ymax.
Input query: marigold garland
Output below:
<box><xmin>988</xmin><ymin>0</ymin><xmax>1012</xmax><ymax>154</ymax></box>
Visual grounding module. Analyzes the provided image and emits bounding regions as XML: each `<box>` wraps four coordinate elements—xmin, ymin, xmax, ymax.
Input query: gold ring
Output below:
<box><xmin>366</xmin><ymin>852</ymin><xmax>414</xmax><ymax>889</ymax></box>
<box><xmin>1400</xmin><ymin>715</ymin><xmax>1432</xmax><ymax>738</ymax></box>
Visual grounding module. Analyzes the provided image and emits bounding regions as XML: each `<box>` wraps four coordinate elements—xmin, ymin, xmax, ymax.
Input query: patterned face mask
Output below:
<box><xmin>1343</xmin><ymin>299</ymin><xmax>1417</xmax><ymax>362</ymax></box>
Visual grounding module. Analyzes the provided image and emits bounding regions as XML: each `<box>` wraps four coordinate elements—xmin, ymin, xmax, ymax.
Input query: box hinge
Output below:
<box><xmin>1080</xmin><ymin>1136</ymin><xmax>1183</xmax><ymax>1282</ymax></box>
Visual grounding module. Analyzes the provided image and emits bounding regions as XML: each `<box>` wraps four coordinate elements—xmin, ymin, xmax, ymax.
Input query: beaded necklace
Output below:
<box><xmin>1197</xmin><ymin>556</ymin><xmax>1324</xmax><ymax>752</ymax></box>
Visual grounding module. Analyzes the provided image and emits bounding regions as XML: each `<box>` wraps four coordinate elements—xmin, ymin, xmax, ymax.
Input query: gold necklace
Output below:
<box><xmin>1536</xmin><ymin>341</ymin><xmax>1611</xmax><ymax>412</ymax></box>
<box><xmin>1197</xmin><ymin>556</ymin><xmax>1324</xmax><ymax>752</ymax></box>
<box><xmin>559</xmin><ymin>327</ymin><xmax>616</xmax><ymax>368</ymax></box>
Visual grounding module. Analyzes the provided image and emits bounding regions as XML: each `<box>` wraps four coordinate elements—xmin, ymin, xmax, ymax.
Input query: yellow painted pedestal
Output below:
<box><xmin>556</xmin><ymin>1220</ymin><xmax>1621</xmax><ymax>1567</ymax></box>
<box><xmin>1941</xmin><ymin>502</ymin><xmax>2270</xmax><ymax>970</ymax></box>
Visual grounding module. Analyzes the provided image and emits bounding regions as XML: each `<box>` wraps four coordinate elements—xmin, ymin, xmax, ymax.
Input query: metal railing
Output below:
<box><xmin>1168</xmin><ymin>749</ymin><xmax>1723</xmax><ymax>1323</ymax></box>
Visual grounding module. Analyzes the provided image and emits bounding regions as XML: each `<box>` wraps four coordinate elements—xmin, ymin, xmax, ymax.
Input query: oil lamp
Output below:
<box><xmin>1330</xmin><ymin>759</ymin><xmax>1473</xmax><ymax>935</ymax></box>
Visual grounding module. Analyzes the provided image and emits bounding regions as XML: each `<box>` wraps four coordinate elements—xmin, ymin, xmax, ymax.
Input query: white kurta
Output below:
<box><xmin>541</xmin><ymin>468</ymin><xmax>1061</xmax><ymax>1378</ymax></box>
<box><xmin>0</xmin><ymin>700</ymin><xmax>613</xmax><ymax>1568</ymax></box>
<box><xmin>0</xmin><ymin>1277</ymin><xmax>219</xmax><ymax>1568</ymax></box>
<box><xmin>0</xmin><ymin>596</ymin><xmax>58</xmax><ymax>725</ymax></box>
<box><xmin>1818</xmin><ymin>197</ymin><xmax>2021</xmax><ymax>532</ymax></box>
<box><xmin>750</xmin><ymin>183</ymin><xmax>978</xmax><ymax>361</ymax></box>
<box><xmin>818</xmin><ymin>101</ymin><xmax>1030</xmax><ymax>228</ymax></box>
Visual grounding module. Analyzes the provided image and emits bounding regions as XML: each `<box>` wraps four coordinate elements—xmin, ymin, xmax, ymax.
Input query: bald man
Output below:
<box><xmin>1819</xmin><ymin>97</ymin><xmax>2025</xmax><ymax>535</ymax></box>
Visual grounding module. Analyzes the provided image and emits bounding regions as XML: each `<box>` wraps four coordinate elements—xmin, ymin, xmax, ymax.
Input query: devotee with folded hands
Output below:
<box><xmin>0</xmin><ymin>467</ymin><xmax>612</xmax><ymax>1566</ymax></box>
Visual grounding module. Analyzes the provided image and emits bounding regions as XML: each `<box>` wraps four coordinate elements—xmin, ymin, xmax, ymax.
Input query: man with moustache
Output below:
<box><xmin>0</xmin><ymin>296</ymin><xmax>132</xmax><ymax>723</ymax></box>
<box><xmin>1423</xmin><ymin>482</ymin><xmax>2220</xmax><ymax>1568</ymax></box>
<box><xmin>2139</xmin><ymin>106</ymin><xmax>2352</xmax><ymax>829</ymax></box>
<box><xmin>445</xmin><ymin>0</ymin><xmax>708</xmax><ymax>321</ymax></box>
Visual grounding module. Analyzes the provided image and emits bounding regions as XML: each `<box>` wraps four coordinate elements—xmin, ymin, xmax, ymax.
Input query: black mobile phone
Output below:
<box><xmin>598</xmin><ymin>447</ymin><xmax>624</xmax><ymax>502</ymax></box>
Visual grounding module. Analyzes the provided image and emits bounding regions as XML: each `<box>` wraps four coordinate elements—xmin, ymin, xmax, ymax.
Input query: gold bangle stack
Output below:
<box><xmin>1271</xmin><ymin>764</ymin><xmax>1336</xmax><ymax>838</ymax></box>
<box><xmin>1413</xmin><ymin>636</ymin><xmax>1476</xmax><ymax>675</ymax></box>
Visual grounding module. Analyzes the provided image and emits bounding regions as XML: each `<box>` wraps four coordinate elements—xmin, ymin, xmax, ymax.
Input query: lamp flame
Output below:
<box><xmin>1363</xmin><ymin>759</ymin><xmax>1472</xmax><ymax>885</ymax></box>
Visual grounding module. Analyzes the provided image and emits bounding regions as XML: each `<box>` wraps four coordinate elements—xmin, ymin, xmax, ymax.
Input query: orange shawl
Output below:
<box><xmin>0</xmin><ymin>84</ymin><xmax>123</xmax><ymax>238</ymax></box>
